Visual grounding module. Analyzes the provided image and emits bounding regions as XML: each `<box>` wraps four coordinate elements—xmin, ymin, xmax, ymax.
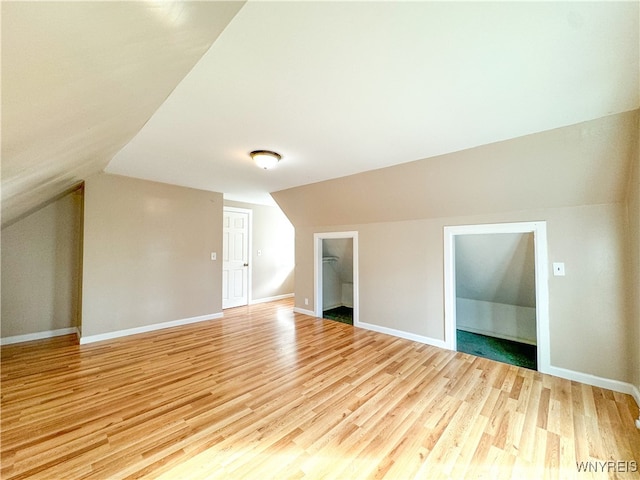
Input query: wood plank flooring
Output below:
<box><xmin>2</xmin><ymin>299</ymin><xmax>639</xmax><ymax>479</ymax></box>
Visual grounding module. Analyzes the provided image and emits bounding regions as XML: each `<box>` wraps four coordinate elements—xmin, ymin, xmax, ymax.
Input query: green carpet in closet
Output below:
<box><xmin>323</xmin><ymin>306</ymin><xmax>353</xmax><ymax>325</ymax></box>
<box><xmin>457</xmin><ymin>329</ymin><xmax>537</xmax><ymax>370</ymax></box>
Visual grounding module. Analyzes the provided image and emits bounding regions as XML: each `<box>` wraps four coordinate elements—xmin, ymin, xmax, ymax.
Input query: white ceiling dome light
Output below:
<box><xmin>250</xmin><ymin>150</ymin><xmax>281</xmax><ymax>170</ymax></box>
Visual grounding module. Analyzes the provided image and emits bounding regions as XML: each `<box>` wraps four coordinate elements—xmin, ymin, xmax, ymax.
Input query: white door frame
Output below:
<box><xmin>314</xmin><ymin>231</ymin><xmax>359</xmax><ymax>325</ymax></box>
<box><xmin>223</xmin><ymin>206</ymin><xmax>252</xmax><ymax>307</ymax></box>
<box><xmin>443</xmin><ymin>221</ymin><xmax>550</xmax><ymax>374</ymax></box>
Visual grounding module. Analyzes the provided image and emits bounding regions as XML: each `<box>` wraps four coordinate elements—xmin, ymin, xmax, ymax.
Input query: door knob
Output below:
<box><xmin>244</xmin><ymin>263</ymin><xmax>249</xmax><ymax>267</ymax></box>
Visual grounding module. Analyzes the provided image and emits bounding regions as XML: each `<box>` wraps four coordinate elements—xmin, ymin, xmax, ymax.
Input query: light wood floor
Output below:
<box><xmin>2</xmin><ymin>299</ymin><xmax>639</xmax><ymax>479</ymax></box>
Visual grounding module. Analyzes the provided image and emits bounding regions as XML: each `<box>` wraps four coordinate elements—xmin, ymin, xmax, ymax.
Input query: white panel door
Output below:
<box><xmin>223</xmin><ymin>209</ymin><xmax>249</xmax><ymax>309</ymax></box>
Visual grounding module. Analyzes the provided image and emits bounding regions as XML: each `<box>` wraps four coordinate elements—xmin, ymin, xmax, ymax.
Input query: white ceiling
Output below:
<box><xmin>2</xmin><ymin>1</ymin><xmax>639</xmax><ymax>223</ymax></box>
<box><xmin>107</xmin><ymin>1</ymin><xmax>639</xmax><ymax>205</ymax></box>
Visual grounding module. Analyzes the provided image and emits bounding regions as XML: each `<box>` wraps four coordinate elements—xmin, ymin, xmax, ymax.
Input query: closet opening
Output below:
<box><xmin>314</xmin><ymin>232</ymin><xmax>359</xmax><ymax>326</ymax></box>
<box><xmin>443</xmin><ymin>222</ymin><xmax>550</xmax><ymax>373</ymax></box>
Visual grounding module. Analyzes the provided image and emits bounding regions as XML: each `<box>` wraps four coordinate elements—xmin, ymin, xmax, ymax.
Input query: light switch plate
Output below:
<box><xmin>211</xmin><ymin>252</ymin><xmax>217</xmax><ymax>261</ymax></box>
<box><xmin>553</xmin><ymin>262</ymin><xmax>565</xmax><ymax>276</ymax></box>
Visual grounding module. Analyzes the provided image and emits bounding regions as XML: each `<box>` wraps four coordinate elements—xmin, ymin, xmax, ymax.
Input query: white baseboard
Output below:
<box><xmin>293</xmin><ymin>307</ymin><xmax>315</xmax><ymax>316</ymax></box>
<box><xmin>79</xmin><ymin>313</ymin><xmax>223</xmax><ymax>345</ymax></box>
<box><xmin>250</xmin><ymin>293</ymin><xmax>294</xmax><ymax>305</ymax></box>
<box><xmin>456</xmin><ymin>298</ymin><xmax>537</xmax><ymax>345</ymax></box>
<box><xmin>546</xmin><ymin>365</ymin><xmax>640</xmax><ymax>409</ymax></box>
<box><xmin>350</xmin><ymin>321</ymin><xmax>640</xmax><ymax>412</ymax></box>
<box><xmin>631</xmin><ymin>384</ymin><xmax>640</xmax><ymax>411</ymax></box>
<box><xmin>1</xmin><ymin>327</ymin><xmax>79</xmax><ymax>346</ymax></box>
<box><xmin>323</xmin><ymin>302</ymin><xmax>343</xmax><ymax>310</ymax></box>
<box><xmin>457</xmin><ymin>325</ymin><xmax>537</xmax><ymax>346</ymax></box>
<box><xmin>356</xmin><ymin>321</ymin><xmax>448</xmax><ymax>350</ymax></box>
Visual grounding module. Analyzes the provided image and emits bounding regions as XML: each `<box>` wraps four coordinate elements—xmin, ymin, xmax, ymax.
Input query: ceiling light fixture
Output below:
<box><xmin>250</xmin><ymin>150</ymin><xmax>281</xmax><ymax>170</ymax></box>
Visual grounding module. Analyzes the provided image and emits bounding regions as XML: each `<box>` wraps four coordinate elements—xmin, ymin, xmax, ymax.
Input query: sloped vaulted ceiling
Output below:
<box><xmin>106</xmin><ymin>1</ymin><xmax>639</xmax><ymax>206</ymax></box>
<box><xmin>271</xmin><ymin>110</ymin><xmax>639</xmax><ymax>227</ymax></box>
<box><xmin>1</xmin><ymin>1</ymin><xmax>244</xmax><ymax>226</ymax></box>
<box><xmin>2</xmin><ymin>1</ymin><xmax>639</xmax><ymax>227</ymax></box>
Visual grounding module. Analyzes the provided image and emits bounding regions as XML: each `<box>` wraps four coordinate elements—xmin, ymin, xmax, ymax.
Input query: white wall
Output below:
<box><xmin>455</xmin><ymin>233</ymin><xmax>535</xmax><ymax>307</ymax></box>
<box><xmin>455</xmin><ymin>232</ymin><xmax>536</xmax><ymax>344</ymax></box>
<box><xmin>322</xmin><ymin>258</ymin><xmax>342</xmax><ymax>310</ymax></box>
<box><xmin>224</xmin><ymin>200</ymin><xmax>294</xmax><ymax>302</ymax></box>
<box><xmin>456</xmin><ymin>298</ymin><xmax>536</xmax><ymax>345</ymax></box>
<box><xmin>322</xmin><ymin>238</ymin><xmax>353</xmax><ymax>309</ymax></box>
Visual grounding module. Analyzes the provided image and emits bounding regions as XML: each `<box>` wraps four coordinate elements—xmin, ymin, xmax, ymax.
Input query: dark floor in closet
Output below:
<box><xmin>323</xmin><ymin>306</ymin><xmax>353</xmax><ymax>325</ymax></box>
<box><xmin>457</xmin><ymin>329</ymin><xmax>537</xmax><ymax>370</ymax></box>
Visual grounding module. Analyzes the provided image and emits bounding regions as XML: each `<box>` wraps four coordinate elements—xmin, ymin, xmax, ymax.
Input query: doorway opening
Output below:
<box><xmin>222</xmin><ymin>207</ymin><xmax>252</xmax><ymax>309</ymax></box>
<box><xmin>314</xmin><ymin>232</ymin><xmax>358</xmax><ymax>326</ymax></box>
<box><xmin>443</xmin><ymin>222</ymin><xmax>550</xmax><ymax>373</ymax></box>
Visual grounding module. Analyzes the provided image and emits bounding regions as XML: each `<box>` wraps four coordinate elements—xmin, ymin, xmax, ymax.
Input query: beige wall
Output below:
<box><xmin>1</xmin><ymin>189</ymin><xmax>83</xmax><ymax>338</ymax></box>
<box><xmin>224</xmin><ymin>200</ymin><xmax>294</xmax><ymax>302</ymax></box>
<box><xmin>293</xmin><ymin>203</ymin><xmax>629</xmax><ymax>383</ymax></box>
<box><xmin>275</xmin><ymin>112</ymin><xmax>636</xmax><ymax>228</ymax></box>
<box><xmin>627</xmin><ymin>120</ymin><xmax>640</xmax><ymax>393</ymax></box>
<box><xmin>82</xmin><ymin>174</ymin><xmax>222</xmax><ymax>337</ymax></box>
